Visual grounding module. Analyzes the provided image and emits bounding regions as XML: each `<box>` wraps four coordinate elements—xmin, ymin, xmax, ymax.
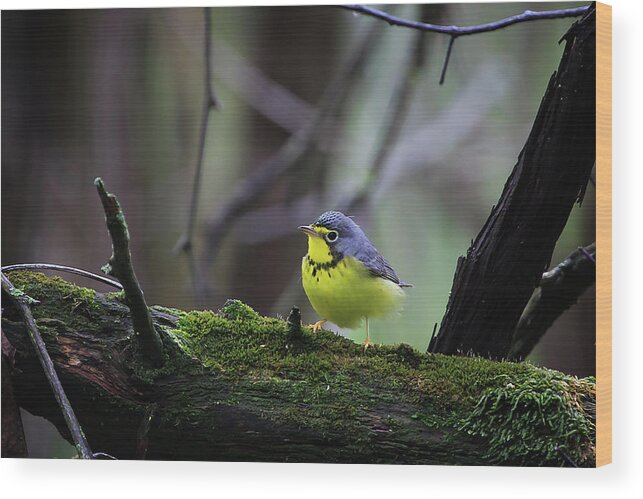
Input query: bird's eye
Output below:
<box><xmin>325</xmin><ymin>231</ymin><xmax>338</xmax><ymax>242</ymax></box>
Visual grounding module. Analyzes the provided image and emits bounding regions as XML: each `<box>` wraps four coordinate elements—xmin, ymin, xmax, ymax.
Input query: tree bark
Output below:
<box><xmin>430</xmin><ymin>6</ymin><xmax>596</xmax><ymax>359</ymax></box>
<box><xmin>1</xmin><ymin>335</ymin><xmax>28</xmax><ymax>458</ymax></box>
<box><xmin>2</xmin><ymin>271</ymin><xmax>595</xmax><ymax>466</ymax></box>
<box><xmin>509</xmin><ymin>243</ymin><xmax>596</xmax><ymax>361</ymax></box>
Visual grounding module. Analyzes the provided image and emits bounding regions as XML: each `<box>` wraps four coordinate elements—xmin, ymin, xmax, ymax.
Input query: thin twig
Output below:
<box><xmin>161</xmin><ymin>19</ymin><xmax>315</xmax><ymax>135</ymax></box>
<box><xmin>175</xmin><ymin>7</ymin><xmax>218</xmax><ymax>304</ymax></box>
<box><xmin>339</xmin><ymin>4</ymin><xmax>590</xmax><ymax>37</ymax></box>
<box><xmin>1</xmin><ymin>273</ymin><xmax>94</xmax><ymax>459</ymax></box>
<box><xmin>95</xmin><ymin>178</ymin><xmax>164</xmax><ymax>366</ymax></box>
<box><xmin>201</xmin><ymin>21</ymin><xmax>382</xmax><ymax>287</ymax></box>
<box><xmin>1</xmin><ymin>263</ymin><xmax>123</xmax><ymax>290</ymax></box>
<box><xmin>343</xmin><ymin>15</ymin><xmax>425</xmax><ymax>214</ymax></box>
<box><xmin>439</xmin><ymin>36</ymin><xmax>456</xmax><ymax>85</ymax></box>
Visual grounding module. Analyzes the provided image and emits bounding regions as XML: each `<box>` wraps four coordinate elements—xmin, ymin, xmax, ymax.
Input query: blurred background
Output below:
<box><xmin>2</xmin><ymin>2</ymin><xmax>594</xmax><ymax>456</ymax></box>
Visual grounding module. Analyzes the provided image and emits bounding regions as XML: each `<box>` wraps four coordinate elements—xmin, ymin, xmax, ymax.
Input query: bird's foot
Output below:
<box><xmin>310</xmin><ymin>319</ymin><xmax>327</xmax><ymax>333</ymax></box>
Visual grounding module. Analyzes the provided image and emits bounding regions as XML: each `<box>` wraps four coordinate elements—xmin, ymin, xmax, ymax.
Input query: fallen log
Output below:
<box><xmin>2</xmin><ymin>271</ymin><xmax>595</xmax><ymax>466</ymax></box>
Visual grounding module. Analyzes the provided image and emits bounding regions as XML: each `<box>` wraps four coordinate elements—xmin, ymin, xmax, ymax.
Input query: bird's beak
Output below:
<box><xmin>298</xmin><ymin>225</ymin><xmax>318</xmax><ymax>238</ymax></box>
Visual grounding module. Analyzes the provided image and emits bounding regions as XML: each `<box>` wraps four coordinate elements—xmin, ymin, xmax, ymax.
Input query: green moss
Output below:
<box><xmin>219</xmin><ymin>299</ymin><xmax>260</xmax><ymax>321</ymax></box>
<box><xmin>410</xmin><ymin>411</ymin><xmax>447</xmax><ymax>429</ymax></box>
<box><xmin>7</xmin><ymin>271</ymin><xmax>96</xmax><ymax>303</ymax></box>
<box><xmin>5</xmin><ymin>271</ymin><xmax>101</xmax><ymax>327</ymax></box>
<box><xmin>105</xmin><ymin>290</ymin><xmax>126</xmax><ymax>301</ymax></box>
<box><xmin>116</xmin><ymin>210</ymin><xmax>129</xmax><ymax>232</ymax></box>
<box><xmin>174</xmin><ymin>307</ymin><xmax>379</xmax><ymax>434</ymax></box>
<box><xmin>460</xmin><ymin>367</ymin><xmax>595</xmax><ymax>466</ymax></box>
<box><xmin>151</xmin><ymin>305</ymin><xmax>186</xmax><ymax>317</ymax></box>
<box><xmin>173</xmin><ymin>305</ymin><xmax>595</xmax><ymax>463</ymax></box>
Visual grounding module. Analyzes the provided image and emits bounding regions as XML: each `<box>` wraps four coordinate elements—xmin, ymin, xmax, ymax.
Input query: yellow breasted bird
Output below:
<box><xmin>299</xmin><ymin>211</ymin><xmax>411</xmax><ymax>348</ymax></box>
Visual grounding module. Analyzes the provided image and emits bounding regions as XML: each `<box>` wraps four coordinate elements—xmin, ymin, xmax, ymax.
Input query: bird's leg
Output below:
<box><xmin>311</xmin><ymin>319</ymin><xmax>327</xmax><ymax>333</ymax></box>
<box><xmin>362</xmin><ymin>318</ymin><xmax>374</xmax><ymax>350</ymax></box>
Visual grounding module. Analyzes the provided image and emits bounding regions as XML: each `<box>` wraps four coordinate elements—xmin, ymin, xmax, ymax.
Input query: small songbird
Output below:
<box><xmin>299</xmin><ymin>211</ymin><xmax>411</xmax><ymax>349</ymax></box>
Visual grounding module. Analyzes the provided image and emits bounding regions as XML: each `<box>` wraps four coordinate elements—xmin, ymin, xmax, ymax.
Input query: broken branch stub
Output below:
<box><xmin>94</xmin><ymin>178</ymin><xmax>164</xmax><ymax>366</ymax></box>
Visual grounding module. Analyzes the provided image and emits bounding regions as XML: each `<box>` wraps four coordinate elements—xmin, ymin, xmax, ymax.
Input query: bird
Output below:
<box><xmin>298</xmin><ymin>211</ymin><xmax>411</xmax><ymax>349</ymax></box>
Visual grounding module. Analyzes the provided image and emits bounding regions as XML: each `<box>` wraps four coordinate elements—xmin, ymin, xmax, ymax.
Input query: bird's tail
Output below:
<box><xmin>399</xmin><ymin>282</ymin><xmax>413</xmax><ymax>288</ymax></box>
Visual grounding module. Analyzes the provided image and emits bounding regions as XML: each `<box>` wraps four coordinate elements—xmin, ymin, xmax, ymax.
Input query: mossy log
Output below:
<box><xmin>1</xmin><ymin>272</ymin><xmax>596</xmax><ymax>466</ymax></box>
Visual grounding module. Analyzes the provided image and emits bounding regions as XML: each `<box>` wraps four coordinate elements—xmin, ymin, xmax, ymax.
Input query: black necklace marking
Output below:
<box><xmin>306</xmin><ymin>254</ymin><xmax>343</xmax><ymax>280</ymax></box>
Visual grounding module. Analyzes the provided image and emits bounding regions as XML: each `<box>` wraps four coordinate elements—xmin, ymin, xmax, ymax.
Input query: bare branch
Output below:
<box><xmin>339</xmin><ymin>4</ymin><xmax>590</xmax><ymax>37</ymax></box>
<box><xmin>1</xmin><ymin>273</ymin><xmax>94</xmax><ymax>459</ymax></box>
<box><xmin>439</xmin><ymin>36</ymin><xmax>456</xmax><ymax>85</ymax></box>
<box><xmin>509</xmin><ymin>243</ymin><xmax>596</xmax><ymax>361</ymax></box>
<box><xmin>342</xmin><ymin>13</ymin><xmax>425</xmax><ymax>214</ymax></box>
<box><xmin>175</xmin><ymin>7</ymin><xmax>219</xmax><ymax>304</ymax></box>
<box><xmin>95</xmin><ymin>177</ymin><xmax>164</xmax><ymax>366</ymax></box>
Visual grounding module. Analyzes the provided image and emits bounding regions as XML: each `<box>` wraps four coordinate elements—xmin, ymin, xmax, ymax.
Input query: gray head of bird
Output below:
<box><xmin>298</xmin><ymin>210</ymin><xmax>367</xmax><ymax>258</ymax></box>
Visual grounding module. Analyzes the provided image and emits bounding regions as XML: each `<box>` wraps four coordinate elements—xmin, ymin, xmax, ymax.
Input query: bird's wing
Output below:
<box><xmin>355</xmin><ymin>243</ymin><xmax>402</xmax><ymax>285</ymax></box>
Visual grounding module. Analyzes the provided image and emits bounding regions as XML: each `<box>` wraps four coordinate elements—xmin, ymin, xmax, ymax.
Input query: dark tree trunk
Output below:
<box><xmin>430</xmin><ymin>6</ymin><xmax>596</xmax><ymax>359</ymax></box>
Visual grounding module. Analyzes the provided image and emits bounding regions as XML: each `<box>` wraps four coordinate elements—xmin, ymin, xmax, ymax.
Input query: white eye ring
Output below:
<box><xmin>325</xmin><ymin>231</ymin><xmax>338</xmax><ymax>242</ymax></box>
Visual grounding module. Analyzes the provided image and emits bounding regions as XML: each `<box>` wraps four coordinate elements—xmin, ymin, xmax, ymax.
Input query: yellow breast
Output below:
<box><xmin>301</xmin><ymin>254</ymin><xmax>405</xmax><ymax>329</ymax></box>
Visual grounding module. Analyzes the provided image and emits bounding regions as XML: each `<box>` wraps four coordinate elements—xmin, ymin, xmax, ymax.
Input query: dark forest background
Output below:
<box><xmin>2</xmin><ymin>3</ymin><xmax>594</xmax><ymax>456</ymax></box>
